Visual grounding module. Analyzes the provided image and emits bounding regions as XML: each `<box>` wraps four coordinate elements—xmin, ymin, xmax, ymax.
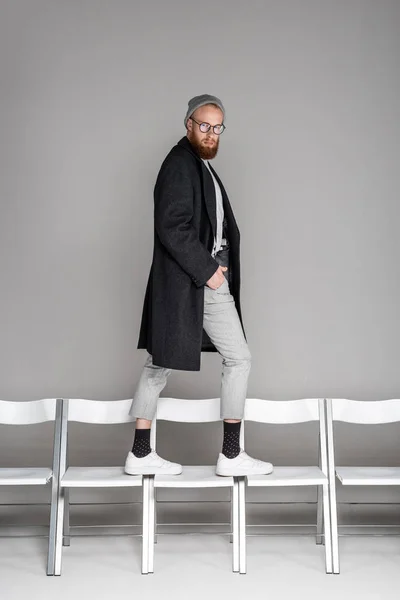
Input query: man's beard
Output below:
<box><xmin>189</xmin><ymin>135</ymin><xmax>219</xmax><ymax>159</ymax></box>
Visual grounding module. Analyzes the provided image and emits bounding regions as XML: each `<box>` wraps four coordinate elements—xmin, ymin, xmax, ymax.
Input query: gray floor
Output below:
<box><xmin>1</xmin><ymin>534</ymin><xmax>398</xmax><ymax>600</ymax></box>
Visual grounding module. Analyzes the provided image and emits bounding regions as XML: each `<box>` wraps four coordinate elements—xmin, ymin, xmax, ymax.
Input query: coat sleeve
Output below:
<box><xmin>154</xmin><ymin>155</ymin><xmax>219</xmax><ymax>288</ymax></box>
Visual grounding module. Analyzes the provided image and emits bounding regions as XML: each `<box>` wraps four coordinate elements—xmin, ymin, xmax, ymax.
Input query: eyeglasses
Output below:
<box><xmin>190</xmin><ymin>117</ymin><xmax>226</xmax><ymax>135</ymax></box>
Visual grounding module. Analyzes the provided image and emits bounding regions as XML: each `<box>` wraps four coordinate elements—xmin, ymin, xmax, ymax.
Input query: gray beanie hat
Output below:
<box><xmin>184</xmin><ymin>94</ymin><xmax>225</xmax><ymax>128</ymax></box>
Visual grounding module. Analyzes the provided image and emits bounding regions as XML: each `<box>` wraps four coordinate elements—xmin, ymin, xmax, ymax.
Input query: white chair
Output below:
<box><xmin>0</xmin><ymin>398</ymin><xmax>63</xmax><ymax>575</ymax></box>
<box><xmin>325</xmin><ymin>397</ymin><xmax>400</xmax><ymax>574</ymax></box>
<box><xmin>243</xmin><ymin>398</ymin><xmax>337</xmax><ymax>574</ymax></box>
<box><xmin>144</xmin><ymin>397</ymin><xmax>245</xmax><ymax>574</ymax></box>
<box><xmin>53</xmin><ymin>398</ymin><xmax>143</xmax><ymax>575</ymax></box>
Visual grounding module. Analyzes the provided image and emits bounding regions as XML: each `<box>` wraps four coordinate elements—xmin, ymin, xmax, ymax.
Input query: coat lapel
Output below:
<box><xmin>177</xmin><ymin>136</ymin><xmax>240</xmax><ymax>241</ymax></box>
<box><xmin>177</xmin><ymin>137</ymin><xmax>217</xmax><ymax>240</ymax></box>
<box><xmin>207</xmin><ymin>162</ymin><xmax>240</xmax><ymax>238</ymax></box>
<box><xmin>200</xmin><ymin>161</ymin><xmax>217</xmax><ymax>240</ymax></box>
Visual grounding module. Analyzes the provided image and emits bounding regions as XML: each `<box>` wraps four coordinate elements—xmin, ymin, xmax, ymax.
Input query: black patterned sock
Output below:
<box><xmin>222</xmin><ymin>421</ymin><xmax>241</xmax><ymax>459</ymax></box>
<box><xmin>131</xmin><ymin>428</ymin><xmax>151</xmax><ymax>458</ymax></box>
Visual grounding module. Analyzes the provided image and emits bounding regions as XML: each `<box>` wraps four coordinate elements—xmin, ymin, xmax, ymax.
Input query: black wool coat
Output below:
<box><xmin>137</xmin><ymin>135</ymin><xmax>246</xmax><ymax>371</ymax></box>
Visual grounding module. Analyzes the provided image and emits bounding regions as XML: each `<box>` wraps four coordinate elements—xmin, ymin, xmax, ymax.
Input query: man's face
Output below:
<box><xmin>186</xmin><ymin>104</ymin><xmax>224</xmax><ymax>160</ymax></box>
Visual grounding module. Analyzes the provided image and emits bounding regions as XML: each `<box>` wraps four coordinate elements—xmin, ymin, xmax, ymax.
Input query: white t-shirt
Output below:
<box><xmin>202</xmin><ymin>159</ymin><xmax>224</xmax><ymax>257</ymax></box>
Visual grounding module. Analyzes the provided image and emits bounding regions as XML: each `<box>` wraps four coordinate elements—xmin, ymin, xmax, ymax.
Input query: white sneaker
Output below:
<box><xmin>124</xmin><ymin>450</ymin><xmax>182</xmax><ymax>475</ymax></box>
<box><xmin>216</xmin><ymin>450</ymin><xmax>274</xmax><ymax>477</ymax></box>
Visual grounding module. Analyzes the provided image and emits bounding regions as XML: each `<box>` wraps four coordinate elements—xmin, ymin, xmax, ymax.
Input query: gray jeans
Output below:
<box><xmin>129</xmin><ymin>269</ymin><xmax>251</xmax><ymax>421</ymax></box>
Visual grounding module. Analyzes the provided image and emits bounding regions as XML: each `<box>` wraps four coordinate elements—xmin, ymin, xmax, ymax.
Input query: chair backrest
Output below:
<box><xmin>325</xmin><ymin>398</ymin><xmax>400</xmax><ymax>478</ymax></box>
<box><xmin>0</xmin><ymin>399</ymin><xmax>63</xmax><ymax>477</ymax></box>
<box><xmin>244</xmin><ymin>398</ymin><xmax>322</xmax><ymax>424</ymax></box>
<box><xmin>63</xmin><ymin>398</ymin><xmax>135</xmax><ymax>424</ymax></box>
<box><xmin>155</xmin><ymin>397</ymin><xmax>221</xmax><ymax>423</ymax></box>
<box><xmin>57</xmin><ymin>399</ymin><xmax>135</xmax><ymax>473</ymax></box>
<box><xmin>0</xmin><ymin>398</ymin><xmax>60</xmax><ymax>424</ymax></box>
<box><xmin>327</xmin><ymin>398</ymin><xmax>400</xmax><ymax>424</ymax></box>
<box><xmin>152</xmin><ymin>397</ymin><xmax>222</xmax><ymax>449</ymax></box>
<box><xmin>243</xmin><ymin>398</ymin><xmax>327</xmax><ymax>468</ymax></box>
<box><xmin>153</xmin><ymin>397</ymin><xmax>324</xmax><ymax>454</ymax></box>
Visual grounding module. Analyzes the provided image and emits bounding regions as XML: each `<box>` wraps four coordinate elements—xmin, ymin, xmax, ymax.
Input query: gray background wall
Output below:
<box><xmin>1</xmin><ymin>0</ymin><xmax>400</xmax><ymax>525</ymax></box>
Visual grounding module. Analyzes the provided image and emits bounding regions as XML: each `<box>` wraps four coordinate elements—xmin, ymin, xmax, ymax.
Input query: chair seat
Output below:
<box><xmin>61</xmin><ymin>466</ymin><xmax>142</xmax><ymax>487</ymax></box>
<box><xmin>154</xmin><ymin>465</ymin><xmax>234</xmax><ymax>488</ymax></box>
<box><xmin>0</xmin><ymin>468</ymin><xmax>52</xmax><ymax>485</ymax></box>
<box><xmin>336</xmin><ymin>466</ymin><xmax>400</xmax><ymax>486</ymax></box>
<box><xmin>247</xmin><ymin>466</ymin><xmax>327</xmax><ymax>487</ymax></box>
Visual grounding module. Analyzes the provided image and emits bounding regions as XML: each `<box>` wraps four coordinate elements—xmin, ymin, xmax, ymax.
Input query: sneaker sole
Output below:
<box><xmin>216</xmin><ymin>466</ymin><xmax>274</xmax><ymax>477</ymax></box>
<box><xmin>124</xmin><ymin>466</ymin><xmax>183</xmax><ymax>476</ymax></box>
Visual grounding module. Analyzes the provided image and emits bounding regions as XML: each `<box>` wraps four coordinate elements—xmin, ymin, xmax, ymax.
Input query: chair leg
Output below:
<box><xmin>232</xmin><ymin>481</ymin><xmax>239</xmax><ymax>572</ymax></box>
<box><xmin>63</xmin><ymin>487</ymin><xmax>70</xmax><ymax>547</ymax></box>
<box><xmin>229</xmin><ymin>486</ymin><xmax>233</xmax><ymax>544</ymax></box>
<box><xmin>47</xmin><ymin>397</ymin><xmax>63</xmax><ymax>576</ymax></box>
<box><xmin>321</xmin><ymin>482</ymin><xmax>333</xmax><ymax>574</ymax></box>
<box><xmin>141</xmin><ymin>477</ymin><xmax>150</xmax><ymax>574</ymax></box>
<box><xmin>154</xmin><ymin>486</ymin><xmax>157</xmax><ymax>545</ymax></box>
<box><xmin>46</xmin><ymin>478</ymin><xmax>58</xmax><ymax>575</ymax></box>
<box><xmin>316</xmin><ymin>432</ymin><xmax>324</xmax><ymax>545</ymax></box>
<box><xmin>54</xmin><ymin>486</ymin><xmax>66</xmax><ymax>576</ymax></box>
<box><xmin>148</xmin><ymin>476</ymin><xmax>155</xmax><ymax>573</ymax></box>
<box><xmin>329</xmin><ymin>477</ymin><xmax>340</xmax><ymax>574</ymax></box>
<box><xmin>325</xmin><ymin>398</ymin><xmax>340</xmax><ymax>574</ymax></box>
<box><xmin>238</xmin><ymin>477</ymin><xmax>247</xmax><ymax>574</ymax></box>
<box><xmin>316</xmin><ymin>484</ymin><xmax>324</xmax><ymax>545</ymax></box>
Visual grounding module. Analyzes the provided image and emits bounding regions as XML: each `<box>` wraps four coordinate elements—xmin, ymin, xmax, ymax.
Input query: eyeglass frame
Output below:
<box><xmin>189</xmin><ymin>116</ymin><xmax>226</xmax><ymax>135</ymax></box>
